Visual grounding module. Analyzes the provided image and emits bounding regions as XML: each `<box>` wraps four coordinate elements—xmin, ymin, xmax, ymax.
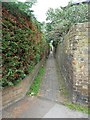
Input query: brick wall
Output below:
<box><xmin>2</xmin><ymin>58</ymin><xmax>45</xmax><ymax>108</ymax></box>
<box><xmin>56</xmin><ymin>22</ymin><xmax>89</xmax><ymax>104</ymax></box>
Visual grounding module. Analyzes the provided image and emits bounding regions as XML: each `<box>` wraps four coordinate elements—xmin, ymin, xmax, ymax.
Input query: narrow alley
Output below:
<box><xmin>2</xmin><ymin>53</ymin><xmax>88</xmax><ymax>118</ymax></box>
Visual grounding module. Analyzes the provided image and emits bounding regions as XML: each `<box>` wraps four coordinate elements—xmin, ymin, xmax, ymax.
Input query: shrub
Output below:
<box><xmin>2</xmin><ymin>2</ymin><xmax>48</xmax><ymax>87</ymax></box>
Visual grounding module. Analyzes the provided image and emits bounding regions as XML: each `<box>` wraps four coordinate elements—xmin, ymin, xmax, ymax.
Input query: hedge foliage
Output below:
<box><xmin>2</xmin><ymin>2</ymin><xmax>48</xmax><ymax>87</ymax></box>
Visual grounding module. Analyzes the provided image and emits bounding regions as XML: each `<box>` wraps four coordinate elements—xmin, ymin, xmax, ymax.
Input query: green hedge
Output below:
<box><xmin>2</xmin><ymin>2</ymin><xmax>48</xmax><ymax>87</ymax></box>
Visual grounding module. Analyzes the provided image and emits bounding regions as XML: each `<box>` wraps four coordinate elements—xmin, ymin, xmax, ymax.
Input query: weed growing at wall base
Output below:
<box><xmin>66</xmin><ymin>103</ymin><xmax>90</xmax><ymax>114</ymax></box>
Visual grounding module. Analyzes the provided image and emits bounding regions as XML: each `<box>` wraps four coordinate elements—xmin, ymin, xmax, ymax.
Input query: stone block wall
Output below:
<box><xmin>56</xmin><ymin>22</ymin><xmax>89</xmax><ymax>104</ymax></box>
<box><xmin>2</xmin><ymin>59</ymin><xmax>45</xmax><ymax>108</ymax></box>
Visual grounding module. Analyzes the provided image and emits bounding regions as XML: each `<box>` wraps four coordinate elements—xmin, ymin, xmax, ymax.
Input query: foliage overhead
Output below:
<box><xmin>45</xmin><ymin>2</ymin><xmax>89</xmax><ymax>47</ymax></box>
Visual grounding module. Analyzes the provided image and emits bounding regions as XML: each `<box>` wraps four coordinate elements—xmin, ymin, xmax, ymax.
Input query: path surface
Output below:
<box><xmin>2</xmin><ymin>53</ymin><xmax>88</xmax><ymax>118</ymax></box>
<box><xmin>38</xmin><ymin>53</ymin><xmax>62</xmax><ymax>102</ymax></box>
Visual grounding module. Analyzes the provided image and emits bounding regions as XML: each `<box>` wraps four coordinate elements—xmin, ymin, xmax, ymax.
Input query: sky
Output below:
<box><xmin>17</xmin><ymin>0</ymin><xmax>71</xmax><ymax>22</ymax></box>
<box><xmin>31</xmin><ymin>0</ymin><xmax>71</xmax><ymax>22</ymax></box>
<box><xmin>18</xmin><ymin>0</ymin><xmax>85</xmax><ymax>22</ymax></box>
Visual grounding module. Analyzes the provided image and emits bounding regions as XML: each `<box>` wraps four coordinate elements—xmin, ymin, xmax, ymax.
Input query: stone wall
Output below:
<box><xmin>2</xmin><ymin>58</ymin><xmax>45</xmax><ymax>108</ymax></box>
<box><xmin>56</xmin><ymin>22</ymin><xmax>89</xmax><ymax>104</ymax></box>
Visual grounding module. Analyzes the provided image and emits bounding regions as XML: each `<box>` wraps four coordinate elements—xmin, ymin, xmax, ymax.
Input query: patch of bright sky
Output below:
<box><xmin>18</xmin><ymin>0</ymin><xmax>82</xmax><ymax>22</ymax></box>
<box><xmin>31</xmin><ymin>0</ymin><xmax>71</xmax><ymax>22</ymax></box>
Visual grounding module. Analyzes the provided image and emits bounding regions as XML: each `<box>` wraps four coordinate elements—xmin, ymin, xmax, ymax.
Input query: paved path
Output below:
<box><xmin>38</xmin><ymin>53</ymin><xmax>62</xmax><ymax>102</ymax></box>
<box><xmin>2</xmin><ymin>53</ymin><xmax>88</xmax><ymax>118</ymax></box>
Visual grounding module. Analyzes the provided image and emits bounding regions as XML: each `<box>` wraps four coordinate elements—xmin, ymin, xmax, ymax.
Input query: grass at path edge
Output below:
<box><xmin>27</xmin><ymin>65</ymin><xmax>45</xmax><ymax>96</ymax></box>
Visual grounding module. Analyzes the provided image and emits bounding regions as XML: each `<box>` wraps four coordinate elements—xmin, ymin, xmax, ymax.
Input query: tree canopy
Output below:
<box><xmin>45</xmin><ymin>2</ymin><xmax>88</xmax><ymax>47</ymax></box>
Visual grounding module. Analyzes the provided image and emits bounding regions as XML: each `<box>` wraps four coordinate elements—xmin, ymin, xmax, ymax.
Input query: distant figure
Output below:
<box><xmin>50</xmin><ymin>40</ymin><xmax>54</xmax><ymax>56</ymax></box>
